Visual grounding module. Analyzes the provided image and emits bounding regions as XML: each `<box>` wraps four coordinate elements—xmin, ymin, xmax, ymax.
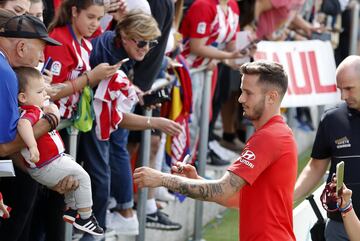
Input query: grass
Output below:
<box><xmin>203</xmin><ymin>147</ymin><xmax>312</xmax><ymax>241</ymax></box>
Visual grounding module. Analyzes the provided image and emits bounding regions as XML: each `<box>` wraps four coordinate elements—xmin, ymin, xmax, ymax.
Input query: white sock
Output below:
<box><xmin>146</xmin><ymin>199</ymin><xmax>157</xmax><ymax>215</ymax></box>
<box><xmin>78</xmin><ymin>209</ymin><xmax>92</xmax><ymax>220</ymax></box>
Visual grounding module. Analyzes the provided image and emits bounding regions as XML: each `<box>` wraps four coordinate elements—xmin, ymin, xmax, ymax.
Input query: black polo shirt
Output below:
<box><xmin>312</xmin><ymin>103</ymin><xmax>360</xmax><ymax>221</ymax></box>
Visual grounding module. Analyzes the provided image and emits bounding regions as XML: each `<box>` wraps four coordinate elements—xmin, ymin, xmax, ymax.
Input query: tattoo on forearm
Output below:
<box><xmin>229</xmin><ymin>172</ymin><xmax>243</xmax><ymax>192</ymax></box>
<box><xmin>161</xmin><ymin>176</ymin><xmax>225</xmax><ymax>201</ymax></box>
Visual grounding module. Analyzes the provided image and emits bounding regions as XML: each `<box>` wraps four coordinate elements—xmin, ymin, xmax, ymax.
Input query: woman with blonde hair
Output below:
<box><xmin>78</xmin><ymin>10</ymin><xmax>181</xmax><ymax>237</ymax></box>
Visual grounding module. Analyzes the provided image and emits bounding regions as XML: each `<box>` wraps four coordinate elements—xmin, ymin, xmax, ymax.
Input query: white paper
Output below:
<box><xmin>0</xmin><ymin>160</ymin><xmax>15</xmax><ymax>177</ymax></box>
<box><xmin>235</xmin><ymin>31</ymin><xmax>251</xmax><ymax>64</ymax></box>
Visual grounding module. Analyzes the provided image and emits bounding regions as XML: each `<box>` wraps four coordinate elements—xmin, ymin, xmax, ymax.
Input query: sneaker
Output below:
<box><xmin>106</xmin><ymin>211</ymin><xmax>139</xmax><ymax>236</ymax></box>
<box><xmin>155</xmin><ymin>187</ymin><xmax>176</xmax><ymax>202</ymax></box>
<box><xmin>146</xmin><ymin>210</ymin><xmax>182</xmax><ymax>231</ymax></box>
<box><xmin>208</xmin><ymin>150</ymin><xmax>230</xmax><ymax>166</ymax></box>
<box><xmin>63</xmin><ymin>208</ymin><xmax>78</xmax><ymax>224</ymax></box>
<box><xmin>219</xmin><ymin>137</ymin><xmax>245</xmax><ymax>152</ymax></box>
<box><xmin>73</xmin><ymin>214</ymin><xmax>104</xmax><ymax>236</ymax></box>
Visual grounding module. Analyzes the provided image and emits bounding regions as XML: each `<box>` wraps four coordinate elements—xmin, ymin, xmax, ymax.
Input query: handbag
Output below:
<box><xmin>72</xmin><ymin>85</ymin><xmax>95</xmax><ymax>132</ymax></box>
<box><xmin>307</xmin><ymin>194</ymin><xmax>326</xmax><ymax>241</ymax></box>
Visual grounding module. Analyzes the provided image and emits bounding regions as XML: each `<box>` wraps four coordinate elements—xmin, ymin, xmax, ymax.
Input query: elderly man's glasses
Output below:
<box><xmin>132</xmin><ymin>39</ymin><xmax>158</xmax><ymax>49</ymax></box>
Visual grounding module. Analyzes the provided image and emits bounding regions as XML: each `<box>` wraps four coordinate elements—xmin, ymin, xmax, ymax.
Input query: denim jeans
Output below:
<box><xmin>109</xmin><ymin>128</ymin><xmax>134</xmax><ymax>210</ymax></box>
<box><xmin>78</xmin><ymin>126</ymin><xmax>134</xmax><ymax>229</ymax></box>
<box><xmin>78</xmin><ymin>126</ymin><xmax>110</xmax><ymax>229</ymax></box>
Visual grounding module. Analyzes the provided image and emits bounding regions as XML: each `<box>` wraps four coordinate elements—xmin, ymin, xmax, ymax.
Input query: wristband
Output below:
<box><xmin>42</xmin><ymin>114</ymin><xmax>56</xmax><ymax>131</ymax></box>
<box><xmin>147</xmin><ymin>116</ymin><xmax>152</xmax><ymax>129</ymax></box>
<box><xmin>337</xmin><ymin>199</ymin><xmax>352</xmax><ymax>212</ymax></box>
<box><xmin>83</xmin><ymin>71</ymin><xmax>91</xmax><ymax>86</ymax></box>
<box><xmin>47</xmin><ymin>112</ymin><xmax>59</xmax><ymax>127</ymax></box>
<box><xmin>0</xmin><ymin>192</ymin><xmax>2</xmax><ymax>201</ymax></box>
<box><xmin>70</xmin><ymin>79</ymin><xmax>77</xmax><ymax>94</ymax></box>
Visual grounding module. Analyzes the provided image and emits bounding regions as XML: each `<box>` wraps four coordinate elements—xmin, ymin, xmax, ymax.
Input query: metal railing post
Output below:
<box><xmin>193</xmin><ymin>69</ymin><xmax>213</xmax><ymax>241</ymax></box>
<box><xmin>136</xmin><ymin>109</ymin><xmax>153</xmax><ymax>241</ymax></box>
<box><xmin>349</xmin><ymin>0</ymin><xmax>360</xmax><ymax>55</ymax></box>
<box><xmin>65</xmin><ymin>125</ymin><xmax>79</xmax><ymax>241</ymax></box>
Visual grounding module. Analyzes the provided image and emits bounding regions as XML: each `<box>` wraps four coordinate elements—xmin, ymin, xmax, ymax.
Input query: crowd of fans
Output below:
<box><xmin>0</xmin><ymin>0</ymin><xmax>356</xmax><ymax>240</ymax></box>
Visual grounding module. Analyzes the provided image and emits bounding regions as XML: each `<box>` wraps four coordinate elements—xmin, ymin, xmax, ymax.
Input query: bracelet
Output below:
<box><xmin>47</xmin><ymin>112</ymin><xmax>59</xmax><ymax>127</ymax></box>
<box><xmin>83</xmin><ymin>71</ymin><xmax>91</xmax><ymax>86</ymax></box>
<box><xmin>0</xmin><ymin>192</ymin><xmax>3</xmax><ymax>201</ymax></box>
<box><xmin>42</xmin><ymin>114</ymin><xmax>56</xmax><ymax>131</ymax></box>
<box><xmin>341</xmin><ymin>205</ymin><xmax>353</xmax><ymax>217</ymax></box>
<box><xmin>146</xmin><ymin>116</ymin><xmax>152</xmax><ymax>129</ymax></box>
<box><xmin>70</xmin><ymin>79</ymin><xmax>77</xmax><ymax>94</ymax></box>
<box><xmin>337</xmin><ymin>199</ymin><xmax>352</xmax><ymax>212</ymax></box>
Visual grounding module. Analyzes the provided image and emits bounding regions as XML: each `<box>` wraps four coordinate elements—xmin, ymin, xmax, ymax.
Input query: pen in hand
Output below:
<box><xmin>178</xmin><ymin>154</ymin><xmax>191</xmax><ymax>173</ymax></box>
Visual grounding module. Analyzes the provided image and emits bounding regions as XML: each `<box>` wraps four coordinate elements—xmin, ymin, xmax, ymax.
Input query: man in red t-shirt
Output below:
<box><xmin>133</xmin><ymin>60</ymin><xmax>297</xmax><ymax>241</ymax></box>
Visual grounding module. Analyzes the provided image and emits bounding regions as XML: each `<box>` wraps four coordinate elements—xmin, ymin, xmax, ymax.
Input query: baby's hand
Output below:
<box><xmin>29</xmin><ymin>146</ymin><xmax>40</xmax><ymax>163</ymax></box>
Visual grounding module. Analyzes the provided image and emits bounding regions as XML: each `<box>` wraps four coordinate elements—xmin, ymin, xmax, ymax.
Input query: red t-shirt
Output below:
<box><xmin>256</xmin><ymin>0</ymin><xmax>304</xmax><ymax>38</ymax></box>
<box><xmin>44</xmin><ymin>26</ymin><xmax>92</xmax><ymax>119</ymax></box>
<box><xmin>20</xmin><ymin>105</ymin><xmax>65</xmax><ymax>168</ymax></box>
<box><xmin>228</xmin><ymin>115</ymin><xmax>297</xmax><ymax>241</ymax></box>
<box><xmin>180</xmin><ymin>0</ymin><xmax>239</xmax><ymax>68</ymax></box>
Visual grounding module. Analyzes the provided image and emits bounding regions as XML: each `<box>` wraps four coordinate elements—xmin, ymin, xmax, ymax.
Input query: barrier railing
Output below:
<box><xmin>136</xmin><ymin>109</ymin><xmax>152</xmax><ymax>241</ymax></box>
<box><xmin>57</xmin><ymin>120</ymin><xmax>78</xmax><ymax>241</ymax></box>
<box><xmin>189</xmin><ymin>66</ymin><xmax>212</xmax><ymax>241</ymax></box>
<box><xmin>349</xmin><ymin>0</ymin><xmax>360</xmax><ymax>55</ymax></box>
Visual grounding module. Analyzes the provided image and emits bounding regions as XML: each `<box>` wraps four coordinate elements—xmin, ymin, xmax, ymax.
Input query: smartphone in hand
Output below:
<box><xmin>336</xmin><ymin>161</ymin><xmax>345</xmax><ymax>196</ymax></box>
<box><xmin>117</xmin><ymin>58</ymin><xmax>129</xmax><ymax>66</ymax></box>
<box><xmin>41</xmin><ymin>57</ymin><xmax>53</xmax><ymax>74</ymax></box>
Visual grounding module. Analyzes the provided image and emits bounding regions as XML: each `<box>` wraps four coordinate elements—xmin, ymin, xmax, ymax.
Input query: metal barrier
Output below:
<box><xmin>57</xmin><ymin>120</ymin><xmax>78</xmax><ymax>241</ymax></box>
<box><xmin>189</xmin><ymin>67</ymin><xmax>213</xmax><ymax>241</ymax></box>
<box><xmin>136</xmin><ymin>110</ymin><xmax>153</xmax><ymax>241</ymax></box>
<box><xmin>349</xmin><ymin>0</ymin><xmax>360</xmax><ymax>55</ymax></box>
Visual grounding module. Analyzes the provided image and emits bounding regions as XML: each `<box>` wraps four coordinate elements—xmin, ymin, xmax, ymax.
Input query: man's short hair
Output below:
<box><xmin>240</xmin><ymin>60</ymin><xmax>288</xmax><ymax>98</ymax></box>
<box><xmin>0</xmin><ymin>9</ymin><xmax>61</xmax><ymax>46</ymax></box>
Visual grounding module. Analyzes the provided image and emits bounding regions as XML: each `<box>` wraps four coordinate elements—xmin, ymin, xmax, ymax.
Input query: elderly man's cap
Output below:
<box><xmin>0</xmin><ymin>14</ymin><xmax>61</xmax><ymax>46</ymax></box>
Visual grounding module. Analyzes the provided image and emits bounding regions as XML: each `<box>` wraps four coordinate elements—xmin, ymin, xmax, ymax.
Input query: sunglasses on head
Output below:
<box><xmin>132</xmin><ymin>39</ymin><xmax>158</xmax><ymax>49</ymax></box>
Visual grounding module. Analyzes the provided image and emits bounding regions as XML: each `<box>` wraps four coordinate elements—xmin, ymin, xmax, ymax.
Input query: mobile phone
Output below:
<box><xmin>336</xmin><ymin>161</ymin><xmax>345</xmax><ymax>196</ymax></box>
<box><xmin>41</xmin><ymin>57</ymin><xmax>53</xmax><ymax>74</ymax></box>
<box><xmin>239</xmin><ymin>39</ymin><xmax>260</xmax><ymax>54</ymax></box>
<box><xmin>117</xmin><ymin>58</ymin><xmax>129</xmax><ymax>66</ymax></box>
<box><xmin>143</xmin><ymin>87</ymin><xmax>171</xmax><ymax>107</ymax></box>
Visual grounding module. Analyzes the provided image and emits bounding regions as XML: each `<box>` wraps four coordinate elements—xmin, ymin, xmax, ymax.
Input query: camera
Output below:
<box><xmin>143</xmin><ymin>87</ymin><xmax>171</xmax><ymax>107</ymax></box>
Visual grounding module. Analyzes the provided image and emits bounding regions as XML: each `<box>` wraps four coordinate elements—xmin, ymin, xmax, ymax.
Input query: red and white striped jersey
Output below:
<box><xmin>180</xmin><ymin>0</ymin><xmax>239</xmax><ymax>69</ymax></box>
<box><xmin>93</xmin><ymin>70</ymin><xmax>138</xmax><ymax>140</ymax></box>
<box><xmin>20</xmin><ymin>105</ymin><xmax>65</xmax><ymax>168</ymax></box>
<box><xmin>44</xmin><ymin>26</ymin><xmax>92</xmax><ymax>119</ymax></box>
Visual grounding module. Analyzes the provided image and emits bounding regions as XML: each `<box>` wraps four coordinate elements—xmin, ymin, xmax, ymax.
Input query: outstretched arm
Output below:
<box><xmin>294</xmin><ymin>158</ymin><xmax>330</xmax><ymax>201</ymax></box>
<box><xmin>134</xmin><ymin>167</ymin><xmax>245</xmax><ymax>206</ymax></box>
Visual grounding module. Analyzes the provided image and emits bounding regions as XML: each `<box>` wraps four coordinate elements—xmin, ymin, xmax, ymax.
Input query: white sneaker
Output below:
<box><xmin>155</xmin><ymin>187</ymin><xmax>175</xmax><ymax>202</ymax></box>
<box><xmin>106</xmin><ymin>211</ymin><xmax>139</xmax><ymax>236</ymax></box>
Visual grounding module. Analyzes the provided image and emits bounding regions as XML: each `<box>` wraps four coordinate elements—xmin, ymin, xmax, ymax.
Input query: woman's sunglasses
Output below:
<box><xmin>132</xmin><ymin>39</ymin><xmax>158</xmax><ymax>49</ymax></box>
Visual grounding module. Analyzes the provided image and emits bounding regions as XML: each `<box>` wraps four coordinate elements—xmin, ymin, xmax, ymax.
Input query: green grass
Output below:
<box><xmin>203</xmin><ymin>148</ymin><xmax>312</xmax><ymax>241</ymax></box>
<box><xmin>203</xmin><ymin>209</ymin><xmax>239</xmax><ymax>241</ymax></box>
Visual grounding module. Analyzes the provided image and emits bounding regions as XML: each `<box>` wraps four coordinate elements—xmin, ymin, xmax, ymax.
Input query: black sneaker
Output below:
<box><xmin>63</xmin><ymin>208</ymin><xmax>78</xmax><ymax>224</ymax></box>
<box><xmin>146</xmin><ymin>210</ymin><xmax>182</xmax><ymax>231</ymax></box>
<box><xmin>73</xmin><ymin>214</ymin><xmax>104</xmax><ymax>236</ymax></box>
<box><xmin>208</xmin><ymin>150</ymin><xmax>230</xmax><ymax>166</ymax></box>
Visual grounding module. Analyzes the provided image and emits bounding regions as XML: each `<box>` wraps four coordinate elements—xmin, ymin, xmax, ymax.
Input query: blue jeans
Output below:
<box><xmin>109</xmin><ymin>128</ymin><xmax>134</xmax><ymax>210</ymax></box>
<box><xmin>78</xmin><ymin>126</ymin><xmax>110</xmax><ymax>229</ymax></box>
<box><xmin>78</xmin><ymin>127</ymin><xmax>134</xmax><ymax>228</ymax></box>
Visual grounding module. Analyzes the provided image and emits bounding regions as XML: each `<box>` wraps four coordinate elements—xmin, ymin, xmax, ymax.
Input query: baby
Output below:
<box><xmin>15</xmin><ymin>67</ymin><xmax>103</xmax><ymax>236</ymax></box>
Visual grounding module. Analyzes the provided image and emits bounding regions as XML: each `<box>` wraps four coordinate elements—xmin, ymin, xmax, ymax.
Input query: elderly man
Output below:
<box><xmin>0</xmin><ymin>9</ymin><xmax>77</xmax><ymax>241</ymax></box>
